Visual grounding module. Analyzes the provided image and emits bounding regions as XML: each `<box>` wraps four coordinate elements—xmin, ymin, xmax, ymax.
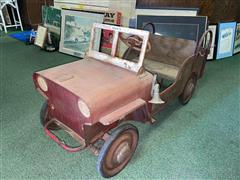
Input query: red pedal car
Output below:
<box><xmin>33</xmin><ymin>23</ymin><xmax>212</xmax><ymax>177</ymax></box>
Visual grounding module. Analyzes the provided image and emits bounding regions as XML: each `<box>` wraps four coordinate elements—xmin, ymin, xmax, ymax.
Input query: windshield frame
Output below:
<box><xmin>87</xmin><ymin>23</ymin><xmax>149</xmax><ymax>73</ymax></box>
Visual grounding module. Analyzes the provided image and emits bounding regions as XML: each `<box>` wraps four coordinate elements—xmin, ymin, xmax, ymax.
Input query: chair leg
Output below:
<box><xmin>11</xmin><ymin>6</ymin><xmax>17</xmax><ymax>29</ymax></box>
<box><xmin>14</xmin><ymin>1</ymin><xmax>23</xmax><ymax>31</ymax></box>
<box><xmin>0</xmin><ymin>9</ymin><xmax>7</xmax><ymax>33</ymax></box>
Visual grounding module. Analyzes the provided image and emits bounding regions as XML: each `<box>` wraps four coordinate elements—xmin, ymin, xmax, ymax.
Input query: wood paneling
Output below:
<box><xmin>18</xmin><ymin>0</ymin><xmax>53</xmax><ymax>29</ymax></box>
<box><xmin>136</xmin><ymin>0</ymin><xmax>240</xmax><ymax>24</ymax></box>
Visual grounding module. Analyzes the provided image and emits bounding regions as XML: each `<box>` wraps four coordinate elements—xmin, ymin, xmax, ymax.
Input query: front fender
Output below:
<box><xmin>99</xmin><ymin>99</ymin><xmax>149</xmax><ymax>125</ymax></box>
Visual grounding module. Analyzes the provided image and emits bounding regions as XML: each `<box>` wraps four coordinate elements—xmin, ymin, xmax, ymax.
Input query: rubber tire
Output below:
<box><xmin>97</xmin><ymin>123</ymin><xmax>139</xmax><ymax>178</ymax></box>
<box><xmin>40</xmin><ymin>101</ymin><xmax>59</xmax><ymax>130</ymax></box>
<box><xmin>179</xmin><ymin>75</ymin><xmax>197</xmax><ymax>105</ymax></box>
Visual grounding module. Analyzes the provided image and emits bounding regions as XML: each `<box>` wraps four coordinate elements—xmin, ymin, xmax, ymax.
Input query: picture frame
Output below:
<box><xmin>54</xmin><ymin>0</ymin><xmax>110</xmax><ymax>12</ymax></box>
<box><xmin>42</xmin><ymin>6</ymin><xmax>61</xmax><ymax>47</ymax></box>
<box><xmin>34</xmin><ymin>25</ymin><xmax>48</xmax><ymax>48</ymax></box>
<box><xmin>216</xmin><ymin>22</ymin><xmax>236</xmax><ymax>59</ymax></box>
<box><xmin>137</xmin><ymin>15</ymin><xmax>207</xmax><ymax>42</ymax></box>
<box><xmin>233</xmin><ymin>23</ymin><xmax>240</xmax><ymax>54</ymax></box>
<box><xmin>136</xmin><ymin>7</ymin><xmax>199</xmax><ymax>16</ymax></box>
<box><xmin>59</xmin><ymin>10</ymin><xmax>104</xmax><ymax>58</ymax></box>
<box><xmin>100</xmin><ymin>11</ymin><xmax>121</xmax><ymax>55</ymax></box>
<box><xmin>207</xmin><ymin>24</ymin><xmax>217</xmax><ymax>60</ymax></box>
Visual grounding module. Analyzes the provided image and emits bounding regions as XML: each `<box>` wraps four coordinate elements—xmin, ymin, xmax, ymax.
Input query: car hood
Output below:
<box><xmin>36</xmin><ymin>57</ymin><xmax>153</xmax><ymax>124</ymax></box>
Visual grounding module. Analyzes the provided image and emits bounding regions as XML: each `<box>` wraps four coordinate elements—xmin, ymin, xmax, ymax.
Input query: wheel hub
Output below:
<box><xmin>114</xmin><ymin>142</ymin><xmax>131</xmax><ymax>164</ymax></box>
<box><xmin>186</xmin><ymin>80</ymin><xmax>195</xmax><ymax>96</ymax></box>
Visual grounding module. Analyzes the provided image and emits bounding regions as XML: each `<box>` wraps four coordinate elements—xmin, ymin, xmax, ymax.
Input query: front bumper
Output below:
<box><xmin>44</xmin><ymin>119</ymin><xmax>86</xmax><ymax>152</ymax></box>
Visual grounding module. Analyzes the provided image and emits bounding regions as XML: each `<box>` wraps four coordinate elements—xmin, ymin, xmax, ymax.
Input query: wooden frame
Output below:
<box><xmin>34</xmin><ymin>25</ymin><xmax>47</xmax><ymax>48</ymax></box>
<box><xmin>88</xmin><ymin>23</ymin><xmax>150</xmax><ymax>73</ymax></box>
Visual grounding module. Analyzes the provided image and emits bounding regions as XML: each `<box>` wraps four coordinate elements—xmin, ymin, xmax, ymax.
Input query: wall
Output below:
<box><xmin>136</xmin><ymin>0</ymin><xmax>240</xmax><ymax>24</ymax></box>
<box><xmin>19</xmin><ymin>0</ymin><xmax>53</xmax><ymax>29</ymax></box>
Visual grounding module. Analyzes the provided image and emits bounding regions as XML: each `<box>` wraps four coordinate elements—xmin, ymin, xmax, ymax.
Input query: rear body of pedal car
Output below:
<box><xmin>123</xmin><ymin>28</ymin><xmax>212</xmax><ymax>106</ymax></box>
<box><xmin>33</xmin><ymin>23</ymin><xmax>212</xmax><ymax>178</ymax></box>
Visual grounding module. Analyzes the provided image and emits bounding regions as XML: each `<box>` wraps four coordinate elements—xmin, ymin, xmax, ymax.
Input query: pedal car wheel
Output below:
<box><xmin>40</xmin><ymin>101</ymin><xmax>59</xmax><ymax>130</ymax></box>
<box><xmin>179</xmin><ymin>75</ymin><xmax>197</xmax><ymax>105</ymax></box>
<box><xmin>97</xmin><ymin>123</ymin><xmax>139</xmax><ymax>178</ymax></box>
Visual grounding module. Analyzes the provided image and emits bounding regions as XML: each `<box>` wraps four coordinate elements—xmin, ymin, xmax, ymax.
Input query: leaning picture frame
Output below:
<box><xmin>34</xmin><ymin>25</ymin><xmax>48</xmax><ymax>48</ymax></box>
<box><xmin>42</xmin><ymin>6</ymin><xmax>61</xmax><ymax>47</ymax></box>
<box><xmin>207</xmin><ymin>24</ymin><xmax>217</xmax><ymax>60</ymax></box>
<box><xmin>135</xmin><ymin>7</ymin><xmax>199</xmax><ymax>16</ymax></box>
<box><xmin>59</xmin><ymin>10</ymin><xmax>104</xmax><ymax>58</ymax></box>
<box><xmin>216</xmin><ymin>22</ymin><xmax>236</xmax><ymax>59</ymax></box>
<box><xmin>137</xmin><ymin>15</ymin><xmax>207</xmax><ymax>42</ymax></box>
<box><xmin>233</xmin><ymin>23</ymin><xmax>240</xmax><ymax>54</ymax></box>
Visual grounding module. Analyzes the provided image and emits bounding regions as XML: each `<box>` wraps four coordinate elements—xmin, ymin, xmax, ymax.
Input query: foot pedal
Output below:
<box><xmin>150</xmin><ymin>117</ymin><xmax>157</xmax><ymax>124</ymax></box>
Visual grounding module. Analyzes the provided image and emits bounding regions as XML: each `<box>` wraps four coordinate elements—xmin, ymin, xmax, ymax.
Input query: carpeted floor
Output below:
<box><xmin>1</xmin><ymin>31</ymin><xmax>240</xmax><ymax>179</ymax></box>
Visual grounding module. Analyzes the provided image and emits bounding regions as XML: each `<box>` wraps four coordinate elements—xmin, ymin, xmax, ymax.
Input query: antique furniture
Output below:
<box><xmin>33</xmin><ymin>23</ymin><xmax>212</xmax><ymax>178</ymax></box>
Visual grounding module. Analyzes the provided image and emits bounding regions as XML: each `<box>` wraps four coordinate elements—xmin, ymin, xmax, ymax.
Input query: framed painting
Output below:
<box><xmin>59</xmin><ymin>10</ymin><xmax>104</xmax><ymax>58</ymax></box>
<box><xmin>34</xmin><ymin>25</ymin><xmax>48</xmax><ymax>48</ymax></box>
<box><xmin>42</xmin><ymin>6</ymin><xmax>61</xmax><ymax>47</ymax></box>
<box><xmin>137</xmin><ymin>15</ymin><xmax>207</xmax><ymax>42</ymax></box>
<box><xmin>233</xmin><ymin>23</ymin><xmax>240</xmax><ymax>54</ymax></box>
<box><xmin>207</xmin><ymin>25</ymin><xmax>217</xmax><ymax>60</ymax></box>
<box><xmin>216</xmin><ymin>22</ymin><xmax>236</xmax><ymax>59</ymax></box>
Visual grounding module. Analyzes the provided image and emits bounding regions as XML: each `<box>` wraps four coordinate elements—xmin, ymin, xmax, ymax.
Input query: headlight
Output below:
<box><xmin>78</xmin><ymin>100</ymin><xmax>90</xmax><ymax>118</ymax></box>
<box><xmin>37</xmin><ymin>76</ymin><xmax>48</xmax><ymax>92</ymax></box>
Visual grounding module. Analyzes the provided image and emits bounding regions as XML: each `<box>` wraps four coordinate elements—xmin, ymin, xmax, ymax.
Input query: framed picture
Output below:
<box><xmin>136</xmin><ymin>7</ymin><xmax>199</xmax><ymax>16</ymax></box>
<box><xmin>216</xmin><ymin>22</ymin><xmax>236</xmax><ymax>59</ymax></box>
<box><xmin>137</xmin><ymin>15</ymin><xmax>207</xmax><ymax>42</ymax></box>
<box><xmin>42</xmin><ymin>6</ymin><xmax>61</xmax><ymax>47</ymax></box>
<box><xmin>59</xmin><ymin>10</ymin><xmax>104</xmax><ymax>58</ymax></box>
<box><xmin>100</xmin><ymin>11</ymin><xmax>121</xmax><ymax>55</ymax></box>
<box><xmin>34</xmin><ymin>25</ymin><xmax>48</xmax><ymax>48</ymax></box>
<box><xmin>233</xmin><ymin>23</ymin><xmax>240</xmax><ymax>54</ymax></box>
<box><xmin>207</xmin><ymin>25</ymin><xmax>217</xmax><ymax>60</ymax></box>
<box><xmin>54</xmin><ymin>0</ymin><xmax>109</xmax><ymax>12</ymax></box>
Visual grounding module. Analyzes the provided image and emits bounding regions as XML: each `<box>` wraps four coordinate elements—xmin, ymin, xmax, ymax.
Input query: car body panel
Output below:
<box><xmin>34</xmin><ymin>57</ymin><xmax>153</xmax><ymax>127</ymax></box>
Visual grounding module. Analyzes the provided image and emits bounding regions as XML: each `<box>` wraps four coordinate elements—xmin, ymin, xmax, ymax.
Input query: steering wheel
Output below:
<box><xmin>120</xmin><ymin>34</ymin><xmax>151</xmax><ymax>53</ymax></box>
<box><xmin>195</xmin><ymin>29</ymin><xmax>213</xmax><ymax>57</ymax></box>
<box><xmin>142</xmin><ymin>22</ymin><xmax>155</xmax><ymax>34</ymax></box>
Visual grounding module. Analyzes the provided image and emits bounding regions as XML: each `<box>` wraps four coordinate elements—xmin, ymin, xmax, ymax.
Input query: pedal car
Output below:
<box><xmin>33</xmin><ymin>23</ymin><xmax>212</xmax><ymax>178</ymax></box>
